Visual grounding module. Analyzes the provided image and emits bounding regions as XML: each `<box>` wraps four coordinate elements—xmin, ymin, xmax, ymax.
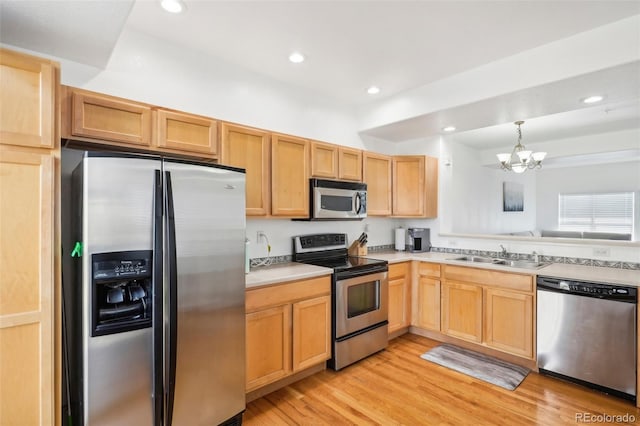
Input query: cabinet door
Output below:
<box><xmin>220</xmin><ymin>123</ymin><xmax>270</xmax><ymax>215</ymax></box>
<box><xmin>292</xmin><ymin>295</ymin><xmax>331</xmax><ymax>372</ymax></box>
<box><xmin>388</xmin><ymin>262</ymin><xmax>410</xmax><ymax>335</ymax></box>
<box><xmin>310</xmin><ymin>141</ymin><xmax>338</xmax><ymax>179</ymax></box>
<box><xmin>0</xmin><ymin>148</ymin><xmax>54</xmax><ymax>425</ymax></box>
<box><xmin>417</xmin><ymin>276</ymin><xmax>441</xmax><ymax>331</ymax></box>
<box><xmin>392</xmin><ymin>156</ymin><xmax>425</xmax><ymax>216</ymax></box>
<box><xmin>271</xmin><ymin>134</ymin><xmax>309</xmax><ymax>217</ymax></box>
<box><xmin>485</xmin><ymin>288</ymin><xmax>533</xmax><ymax>358</ymax></box>
<box><xmin>424</xmin><ymin>156</ymin><xmax>438</xmax><ymax>218</ymax></box>
<box><xmin>71</xmin><ymin>90</ymin><xmax>152</xmax><ymax>146</ymax></box>
<box><xmin>246</xmin><ymin>305</ymin><xmax>292</xmax><ymax>391</ymax></box>
<box><xmin>441</xmin><ymin>281</ymin><xmax>483</xmax><ymax>343</ymax></box>
<box><xmin>338</xmin><ymin>147</ymin><xmax>362</xmax><ymax>181</ymax></box>
<box><xmin>0</xmin><ymin>49</ymin><xmax>55</xmax><ymax>149</ymax></box>
<box><xmin>362</xmin><ymin>152</ymin><xmax>392</xmax><ymax>216</ymax></box>
<box><xmin>156</xmin><ymin>109</ymin><xmax>217</xmax><ymax>157</ymax></box>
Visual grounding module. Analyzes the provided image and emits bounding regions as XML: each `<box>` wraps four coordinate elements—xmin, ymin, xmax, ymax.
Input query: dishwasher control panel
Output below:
<box><xmin>537</xmin><ymin>276</ymin><xmax>637</xmax><ymax>302</ymax></box>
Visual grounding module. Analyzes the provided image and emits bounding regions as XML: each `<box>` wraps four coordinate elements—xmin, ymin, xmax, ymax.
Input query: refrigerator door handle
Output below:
<box><xmin>152</xmin><ymin>170</ymin><xmax>164</xmax><ymax>426</ymax></box>
<box><xmin>165</xmin><ymin>171</ymin><xmax>178</xmax><ymax>425</ymax></box>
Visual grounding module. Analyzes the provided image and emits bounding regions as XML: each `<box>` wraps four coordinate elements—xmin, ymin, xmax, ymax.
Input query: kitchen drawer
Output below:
<box><xmin>388</xmin><ymin>262</ymin><xmax>409</xmax><ymax>279</ymax></box>
<box><xmin>418</xmin><ymin>262</ymin><xmax>441</xmax><ymax>278</ymax></box>
<box><xmin>246</xmin><ymin>276</ymin><xmax>331</xmax><ymax>312</ymax></box>
<box><xmin>443</xmin><ymin>265</ymin><xmax>532</xmax><ymax>293</ymax></box>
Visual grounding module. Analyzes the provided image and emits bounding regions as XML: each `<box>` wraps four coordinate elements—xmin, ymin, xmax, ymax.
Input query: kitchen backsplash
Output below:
<box><xmin>250</xmin><ymin>245</ymin><xmax>640</xmax><ymax>270</ymax></box>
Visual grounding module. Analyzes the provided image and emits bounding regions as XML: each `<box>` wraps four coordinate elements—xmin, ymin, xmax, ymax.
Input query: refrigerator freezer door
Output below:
<box><xmin>163</xmin><ymin>161</ymin><xmax>246</xmax><ymax>425</ymax></box>
<box><xmin>80</xmin><ymin>155</ymin><xmax>159</xmax><ymax>426</ymax></box>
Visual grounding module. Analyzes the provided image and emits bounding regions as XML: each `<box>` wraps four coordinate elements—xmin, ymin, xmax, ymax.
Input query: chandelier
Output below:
<box><xmin>496</xmin><ymin>121</ymin><xmax>546</xmax><ymax>173</ymax></box>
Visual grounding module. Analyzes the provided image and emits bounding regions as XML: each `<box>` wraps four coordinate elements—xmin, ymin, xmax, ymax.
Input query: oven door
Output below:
<box><xmin>335</xmin><ymin>271</ymin><xmax>388</xmax><ymax>338</ymax></box>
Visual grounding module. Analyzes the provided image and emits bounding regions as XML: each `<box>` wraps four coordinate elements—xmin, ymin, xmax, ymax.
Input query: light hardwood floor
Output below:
<box><xmin>244</xmin><ymin>333</ymin><xmax>640</xmax><ymax>425</ymax></box>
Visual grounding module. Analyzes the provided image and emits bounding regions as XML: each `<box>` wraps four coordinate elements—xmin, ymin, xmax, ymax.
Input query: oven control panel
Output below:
<box><xmin>293</xmin><ymin>233</ymin><xmax>347</xmax><ymax>253</ymax></box>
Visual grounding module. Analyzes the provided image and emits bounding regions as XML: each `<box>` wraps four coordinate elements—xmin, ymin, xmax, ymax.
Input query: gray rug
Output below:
<box><xmin>420</xmin><ymin>344</ymin><xmax>529</xmax><ymax>391</ymax></box>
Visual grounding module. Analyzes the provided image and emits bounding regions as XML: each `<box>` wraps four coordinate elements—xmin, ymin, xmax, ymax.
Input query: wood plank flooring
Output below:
<box><xmin>244</xmin><ymin>333</ymin><xmax>640</xmax><ymax>425</ymax></box>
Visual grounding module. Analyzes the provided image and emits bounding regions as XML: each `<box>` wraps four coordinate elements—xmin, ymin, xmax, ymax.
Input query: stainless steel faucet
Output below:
<box><xmin>499</xmin><ymin>244</ymin><xmax>508</xmax><ymax>257</ymax></box>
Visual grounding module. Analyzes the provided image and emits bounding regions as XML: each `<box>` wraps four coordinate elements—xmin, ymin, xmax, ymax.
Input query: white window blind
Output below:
<box><xmin>558</xmin><ymin>192</ymin><xmax>634</xmax><ymax>234</ymax></box>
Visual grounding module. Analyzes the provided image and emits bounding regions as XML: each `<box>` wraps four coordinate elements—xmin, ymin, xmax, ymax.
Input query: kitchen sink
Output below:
<box><xmin>493</xmin><ymin>259</ymin><xmax>548</xmax><ymax>269</ymax></box>
<box><xmin>449</xmin><ymin>256</ymin><xmax>548</xmax><ymax>269</ymax></box>
<box><xmin>450</xmin><ymin>256</ymin><xmax>497</xmax><ymax>263</ymax></box>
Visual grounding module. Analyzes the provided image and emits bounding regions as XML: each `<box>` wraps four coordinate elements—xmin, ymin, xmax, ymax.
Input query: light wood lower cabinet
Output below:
<box><xmin>292</xmin><ymin>295</ymin><xmax>331</xmax><ymax>371</ymax></box>
<box><xmin>415</xmin><ymin>262</ymin><xmax>442</xmax><ymax>331</ymax></box>
<box><xmin>245</xmin><ymin>276</ymin><xmax>331</xmax><ymax>392</ymax></box>
<box><xmin>388</xmin><ymin>262</ymin><xmax>411</xmax><ymax>335</ymax></box>
<box><xmin>441</xmin><ymin>281</ymin><xmax>483</xmax><ymax>343</ymax></box>
<box><xmin>439</xmin><ymin>265</ymin><xmax>535</xmax><ymax>359</ymax></box>
<box><xmin>484</xmin><ymin>288</ymin><xmax>533</xmax><ymax>358</ymax></box>
<box><xmin>246</xmin><ymin>305</ymin><xmax>291</xmax><ymax>390</ymax></box>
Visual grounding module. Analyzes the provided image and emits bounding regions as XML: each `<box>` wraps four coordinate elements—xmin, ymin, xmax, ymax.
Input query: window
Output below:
<box><xmin>558</xmin><ymin>192</ymin><xmax>634</xmax><ymax>235</ymax></box>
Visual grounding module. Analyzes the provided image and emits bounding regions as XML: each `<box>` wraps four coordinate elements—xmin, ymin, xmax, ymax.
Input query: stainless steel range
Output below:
<box><xmin>293</xmin><ymin>233</ymin><xmax>388</xmax><ymax>370</ymax></box>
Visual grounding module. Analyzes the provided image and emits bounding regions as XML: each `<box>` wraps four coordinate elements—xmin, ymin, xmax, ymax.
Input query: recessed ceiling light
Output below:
<box><xmin>582</xmin><ymin>95</ymin><xmax>604</xmax><ymax>104</ymax></box>
<box><xmin>367</xmin><ymin>86</ymin><xmax>380</xmax><ymax>95</ymax></box>
<box><xmin>289</xmin><ymin>52</ymin><xmax>305</xmax><ymax>63</ymax></box>
<box><xmin>160</xmin><ymin>0</ymin><xmax>186</xmax><ymax>13</ymax></box>
<box><xmin>442</xmin><ymin>126</ymin><xmax>456</xmax><ymax>132</ymax></box>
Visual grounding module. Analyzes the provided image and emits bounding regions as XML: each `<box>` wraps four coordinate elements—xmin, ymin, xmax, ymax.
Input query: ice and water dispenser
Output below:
<box><xmin>91</xmin><ymin>250</ymin><xmax>153</xmax><ymax>336</ymax></box>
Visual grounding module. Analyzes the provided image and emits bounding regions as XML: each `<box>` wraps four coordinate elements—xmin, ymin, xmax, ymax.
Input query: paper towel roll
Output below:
<box><xmin>395</xmin><ymin>228</ymin><xmax>405</xmax><ymax>251</ymax></box>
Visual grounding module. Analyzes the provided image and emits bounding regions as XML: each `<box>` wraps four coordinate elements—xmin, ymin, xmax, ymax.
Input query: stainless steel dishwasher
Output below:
<box><xmin>537</xmin><ymin>276</ymin><xmax>637</xmax><ymax>401</ymax></box>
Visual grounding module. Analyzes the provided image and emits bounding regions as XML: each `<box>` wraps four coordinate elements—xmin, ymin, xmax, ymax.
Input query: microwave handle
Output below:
<box><xmin>355</xmin><ymin>192</ymin><xmax>362</xmax><ymax>214</ymax></box>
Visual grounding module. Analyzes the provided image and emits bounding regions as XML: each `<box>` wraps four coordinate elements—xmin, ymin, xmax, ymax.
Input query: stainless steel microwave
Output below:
<box><xmin>309</xmin><ymin>179</ymin><xmax>367</xmax><ymax>220</ymax></box>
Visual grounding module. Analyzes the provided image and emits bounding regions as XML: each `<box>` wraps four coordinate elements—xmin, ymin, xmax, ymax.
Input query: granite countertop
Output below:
<box><xmin>246</xmin><ymin>251</ymin><xmax>640</xmax><ymax>288</ymax></box>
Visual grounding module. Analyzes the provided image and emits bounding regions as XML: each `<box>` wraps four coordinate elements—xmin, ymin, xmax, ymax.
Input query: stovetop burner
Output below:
<box><xmin>292</xmin><ymin>233</ymin><xmax>387</xmax><ymax>277</ymax></box>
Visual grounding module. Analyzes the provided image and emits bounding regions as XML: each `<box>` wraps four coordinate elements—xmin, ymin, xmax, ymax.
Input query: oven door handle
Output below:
<box><xmin>337</xmin><ymin>271</ymin><xmax>388</xmax><ymax>287</ymax></box>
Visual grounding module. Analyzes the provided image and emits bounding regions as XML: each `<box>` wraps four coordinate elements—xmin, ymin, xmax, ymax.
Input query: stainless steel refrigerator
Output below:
<box><xmin>66</xmin><ymin>151</ymin><xmax>246</xmax><ymax>425</ymax></box>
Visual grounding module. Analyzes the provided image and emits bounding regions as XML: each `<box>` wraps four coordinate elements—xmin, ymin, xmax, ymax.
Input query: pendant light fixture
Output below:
<box><xmin>496</xmin><ymin>121</ymin><xmax>546</xmax><ymax>173</ymax></box>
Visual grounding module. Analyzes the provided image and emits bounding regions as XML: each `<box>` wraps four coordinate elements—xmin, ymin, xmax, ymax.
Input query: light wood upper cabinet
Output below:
<box><xmin>271</xmin><ymin>134</ymin><xmax>309</xmax><ymax>217</ymax></box>
<box><xmin>0</xmin><ymin>147</ymin><xmax>55</xmax><ymax>426</ymax></box>
<box><xmin>388</xmin><ymin>262</ymin><xmax>411</xmax><ymax>336</ymax></box>
<box><xmin>155</xmin><ymin>109</ymin><xmax>217</xmax><ymax>157</ymax></box>
<box><xmin>245</xmin><ymin>276</ymin><xmax>331</xmax><ymax>392</ymax></box>
<box><xmin>68</xmin><ymin>88</ymin><xmax>152</xmax><ymax>147</ymax></box>
<box><xmin>310</xmin><ymin>140</ymin><xmax>338</xmax><ymax>179</ymax></box>
<box><xmin>484</xmin><ymin>288</ymin><xmax>533</xmax><ymax>358</ymax></box>
<box><xmin>363</xmin><ymin>152</ymin><xmax>392</xmax><ymax>216</ymax></box>
<box><xmin>392</xmin><ymin>155</ymin><xmax>438</xmax><ymax>218</ymax></box>
<box><xmin>0</xmin><ymin>49</ymin><xmax>55</xmax><ymax>149</ymax></box>
<box><xmin>338</xmin><ymin>146</ymin><xmax>362</xmax><ymax>181</ymax></box>
<box><xmin>220</xmin><ymin>123</ymin><xmax>270</xmax><ymax>215</ymax></box>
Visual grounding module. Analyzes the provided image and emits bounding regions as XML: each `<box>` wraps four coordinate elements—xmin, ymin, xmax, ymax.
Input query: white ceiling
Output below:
<box><xmin>1</xmin><ymin>0</ymin><xmax>639</xmax><ymax>146</ymax></box>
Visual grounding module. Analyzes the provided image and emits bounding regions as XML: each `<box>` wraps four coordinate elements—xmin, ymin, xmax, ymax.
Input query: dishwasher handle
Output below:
<box><xmin>537</xmin><ymin>276</ymin><xmax>637</xmax><ymax>302</ymax></box>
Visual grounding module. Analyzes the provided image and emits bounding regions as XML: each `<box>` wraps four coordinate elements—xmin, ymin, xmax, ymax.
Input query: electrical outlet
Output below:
<box><xmin>593</xmin><ymin>247</ymin><xmax>610</xmax><ymax>257</ymax></box>
<box><xmin>364</xmin><ymin>223</ymin><xmax>370</xmax><ymax>232</ymax></box>
<box><xmin>256</xmin><ymin>231</ymin><xmax>265</xmax><ymax>243</ymax></box>
<box><xmin>448</xmin><ymin>240</ymin><xmax>457</xmax><ymax>246</ymax></box>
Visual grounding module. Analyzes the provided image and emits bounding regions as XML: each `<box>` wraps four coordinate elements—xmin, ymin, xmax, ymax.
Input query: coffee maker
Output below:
<box><xmin>407</xmin><ymin>228</ymin><xmax>431</xmax><ymax>252</ymax></box>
